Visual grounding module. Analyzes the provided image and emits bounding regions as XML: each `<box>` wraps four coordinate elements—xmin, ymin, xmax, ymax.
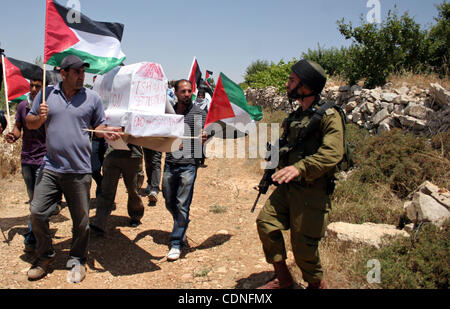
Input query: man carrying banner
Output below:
<box><xmin>256</xmin><ymin>60</ymin><xmax>345</xmax><ymax>289</ymax></box>
<box><xmin>25</xmin><ymin>55</ymin><xmax>122</xmax><ymax>282</ymax></box>
<box><xmin>162</xmin><ymin>79</ymin><xmax>208</xmax><ymax>261</ymax></box>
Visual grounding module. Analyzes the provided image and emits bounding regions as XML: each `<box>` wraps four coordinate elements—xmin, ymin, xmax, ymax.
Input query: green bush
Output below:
<box><xmin>352</xmin><ymin>222</ymin><xmax>449</xmax><ymax>289</ymax></box>
<box><xmin>352</xmin><ymin>128</ymin><xmax>450</xmax><ymax>199</ymax></box>
<box><xmin>337</xmin><ymin>10</ymin><xmax>432</xmax><ymax>88</ymax></box>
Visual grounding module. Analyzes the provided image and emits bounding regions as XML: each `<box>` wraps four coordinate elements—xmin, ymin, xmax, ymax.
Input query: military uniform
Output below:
<box><xmin>256</xmin><ymin>98</ymin><xmax>344</xmax><ymax>284</ymax></box>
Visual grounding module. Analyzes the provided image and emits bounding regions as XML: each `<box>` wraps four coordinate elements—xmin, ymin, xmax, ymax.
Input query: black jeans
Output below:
<box><xmin>93</xmin><ymin>155</ymin><xmax>144</xmax><ymax>231</ymax></box>
<box><xmin>91</xmin><ymin>138</ymin><xmax>107</xmax><ymax>197</ymax></box>
<box><xmin>143</xmin><ymin>148</ymin><xmax>162</xmax><ymax>194</ymax></box>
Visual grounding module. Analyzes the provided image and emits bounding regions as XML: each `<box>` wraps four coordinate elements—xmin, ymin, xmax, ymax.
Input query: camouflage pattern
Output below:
<box><xmin>257</xmin><ymin>99</ymin><xmax>345</xmax><ymax>284</ymax></box>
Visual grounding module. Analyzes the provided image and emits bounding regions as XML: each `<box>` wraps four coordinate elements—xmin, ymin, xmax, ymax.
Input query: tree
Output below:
<box><xmin>244</xmin><ymin>60</ymin><xmax>270</xmax><ymax>86</ymax></box>
<box><xmin>337</xmin><ymin>10</ymin><xmax>431</xmax><ymax>88</ymax></box>
<box><xmin>428</xmin><ymin>1</ymin><xmax>450</xmax><ymax>76</ymax></box>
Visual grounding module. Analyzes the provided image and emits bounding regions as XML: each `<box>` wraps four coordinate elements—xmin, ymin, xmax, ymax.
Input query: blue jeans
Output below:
<box><xmin>21</xmin><ymin>163</ymin><xmax>41</xmax><ymax>246</ymax></box>
<box><xmin>162</xmin><ymin>164</ymin><xmax>198</xmax><ymax>250</ymax></box>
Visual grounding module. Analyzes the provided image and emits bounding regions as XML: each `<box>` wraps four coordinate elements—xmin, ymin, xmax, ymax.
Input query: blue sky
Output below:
<box><xmin>0</xmin><ymin>0</ymin><xmax>444</xmax><ymax>83</ymax></box>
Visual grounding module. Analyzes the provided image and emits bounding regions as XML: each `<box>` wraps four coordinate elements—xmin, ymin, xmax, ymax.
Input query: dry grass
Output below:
<box><xmin>387</xmin><ymin>72</ymin><xmax>450</xmax><ymax>89</ymax></box>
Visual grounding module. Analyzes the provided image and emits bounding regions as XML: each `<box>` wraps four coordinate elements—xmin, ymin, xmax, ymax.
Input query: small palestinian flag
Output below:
<box><xmin>205</xmin><ymin>70</ymin><xmax>215</xmax><ymax>90</ymax></box>
<box><xmin>45</xmin><ymin>0</ymin><xmax>126</xmax><ymax>74</ymax></box>
<box><xmin>188</xmin><ymin>57</ymin><xmax>202</xmax><ymax>95</ymax></box>
<box><xmin>1</xmin><ymin>57</ymin><xmax>42</xmax><ymax>103</ymax></box>
<box><xmin>205</xmin><ymin>73</ymin><xmax>262</xmax><ymax>137</ymax></box>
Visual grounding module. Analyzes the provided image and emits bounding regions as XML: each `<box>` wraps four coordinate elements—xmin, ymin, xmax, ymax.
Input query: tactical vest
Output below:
<box><xmin>279</xmin><ymin>99</ymin><xmax>353</xmax><ymax>182</ymax></box>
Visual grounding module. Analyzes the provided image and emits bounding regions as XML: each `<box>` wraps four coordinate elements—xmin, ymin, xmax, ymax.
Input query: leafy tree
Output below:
<box><xmin>428</xmin><ymin>1</ymin><xmax>450</xmax><ymax>76</ymax></box>
<box><xmin>244</xmin><ymin>60</ymin><xmax>270</xmax><ymax>86</ymax></box>
<box><xmin>337</xmin><ymin>10</ymin><xmax>431</xmax><ymax>88</ymax></box>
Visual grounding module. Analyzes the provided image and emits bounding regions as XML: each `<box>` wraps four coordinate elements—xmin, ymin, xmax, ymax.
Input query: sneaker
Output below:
<box><xmin>167</xmin><ymin>247</ymin><xmax>181</xmax><ymax>261</ymax></box>
<box><xmin>66</xmin><ymin>261</ymin><xmax>86</xmax><ymax>283</ymax></box>
<box><xmin>149</xmin><ymin>191</ymin><xmax>158</xmax><ymax>203</ymax></box>
<box><xmin>129</xmin><ymin>219</ymin><xmax>141</xmax><ymax>227</ymax></box>
<box><xmin>27</xmin><ymin>255</ymin><xmax>55</xmax><ymax>281</ymax></box>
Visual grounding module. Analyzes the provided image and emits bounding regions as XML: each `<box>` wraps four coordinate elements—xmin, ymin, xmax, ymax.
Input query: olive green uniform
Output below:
<box><xmin>256</xmin><ymin>99</ymin><xmax>344</xmax><ymax>284</ymax></box>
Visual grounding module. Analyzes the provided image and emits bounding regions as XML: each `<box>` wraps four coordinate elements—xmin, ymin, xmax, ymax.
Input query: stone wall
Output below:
<box><xmin>245</xmin><ymin>83</ymin><xmax>450</xmax><ymax>135</ymax></box>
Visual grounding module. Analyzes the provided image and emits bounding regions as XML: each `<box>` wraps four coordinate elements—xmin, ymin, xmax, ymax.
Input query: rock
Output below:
<box><xmin>395</xmin><ymin>86</ymin><xmax>410</xmax><ymax>96</ymax></box>
<box><xmin>430</xmin><ymin>83</ymin><xmax>450</xmax><ymax>107</ymax></box>
<box><xmin>414</xmin><ymin>181</ymin><xmax>450</xmax><ymax>210</ymax></box>
<box><xmin>360</xmin><ymin>102</ymin><xmax>375</xmax><ymax>115</ymax></box>
<box><xmin>370</xmin><ymin>89</ymin><xmax>382</xmax><ymax>101</ymax></box>
<box><xmin>403</xmin><ymin>223</ymin><xmax>415</xmax><ymax>233</ymax></box>
<box><xmin>404</xmin><ymin>103</ymin><xmax>432</xmax><ymax>120</ymax></box>
<box><xmin>352</xmin><ymin>110</ymin><xmax>362</xmax><ymax>123</ymax></box>
<box><xmin>327</xmin><ymin>222</ymin><xmax>410</xmax><ymax>249</ymax></box>
<box><xmin>345</xmin><ymin>100</ymin><xmax>358</xmax><ymax>113</ymax></box>
<box><xmin>398</xmin><ymin>115</ymin><xmax>426</xmax><ymax>131</ymax></box>
<box><xmin>381</xmin><ymin>92</ymin><xmax>399</xmax><ymax>103</ymax></box>
<box><xmin>377</xmin><ymin>122</ymin><xmax>390</xmax><ymax>135</ymax></box>
<box><xmin>339</xmin><ymin>85</ymin><xmax>351</xmax><ymax>92</ymax></box>
<box><xmin>405</xmin><ymin>192</ymin><xmax>450</xmax><ymax>227</ymax></box>
<box><xmin>372</xmin><ymin>108</ymin><xmax>390</xmax><ymax>125</ymax></box>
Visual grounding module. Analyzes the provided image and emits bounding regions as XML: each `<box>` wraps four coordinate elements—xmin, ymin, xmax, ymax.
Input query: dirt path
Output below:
<box><xmin>0</xmin><ymin>149</ymin><xmax>301</xmax><ymax>289</ymax></box>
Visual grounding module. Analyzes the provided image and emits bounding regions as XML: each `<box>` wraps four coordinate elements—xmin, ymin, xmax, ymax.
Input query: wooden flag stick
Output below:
<box><xmin>42</xmin><ymin>63</ymin><xmax>46</xmax><ymax>105</ymax></box>
<box><xmin>1</xmin><ymin>55</ymin><xmax>12</xmax><ymax>132</ymax></box>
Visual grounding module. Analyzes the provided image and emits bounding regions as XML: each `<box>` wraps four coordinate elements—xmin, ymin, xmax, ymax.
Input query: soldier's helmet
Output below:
<box><xmin>291</xmin><ymin>60</ymin><xmax>327</xmax><ymax>95</ymax></box>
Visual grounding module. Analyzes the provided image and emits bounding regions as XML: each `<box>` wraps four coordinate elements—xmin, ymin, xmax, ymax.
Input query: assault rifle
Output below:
<box><xmin>251</xmin><ymin>138</ymin><xmax>286</xmax><ymax>213</ymax></box>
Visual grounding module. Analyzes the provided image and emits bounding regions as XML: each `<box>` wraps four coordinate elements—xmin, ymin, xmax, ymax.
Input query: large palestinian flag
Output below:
<box><xmin>188</xmin><ymin>57</ymin><xmax>202</xmax><ymax>95</ymax></box>
<box><xmin>205</xmin><ymin>73</ymin><xmax>262</xmax><ymax>137</ymax></box>
<box><xmin>44</xmin><ymin>0</ymin><xmax>126</xmax><ymax>74</ymax></box>
<box><xmin>1</xmin><ymin>57</ymin><xmax>43</xmax><ymax>103</ymax></box>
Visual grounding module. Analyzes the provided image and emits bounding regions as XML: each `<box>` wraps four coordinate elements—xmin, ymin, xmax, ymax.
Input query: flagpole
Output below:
<box><xmin>42</xmin><ymin>63</ymin><xmax>46</xmax><ymax>105</ymax></box>
<box><xmin>1</xmin><ymin>55</ymin><xmax>12</xmax><ymax>132</ymax></box>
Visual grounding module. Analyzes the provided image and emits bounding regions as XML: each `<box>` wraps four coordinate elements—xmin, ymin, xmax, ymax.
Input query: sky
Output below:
<box><xmin>0</xmin><ymin>0</ymin><xmax>444</xmax><ymax>84</ymax></box>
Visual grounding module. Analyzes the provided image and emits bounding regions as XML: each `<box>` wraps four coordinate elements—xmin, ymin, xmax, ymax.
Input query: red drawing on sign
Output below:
<box><xmin>136</xmin><ymin>63</ymin><xmax>164</xmax><ymax>81</ymax></box>
<box><xmin>134</xmin><ymin>116</ymin><xmax>145</xmax><ymax>128</ymax></box>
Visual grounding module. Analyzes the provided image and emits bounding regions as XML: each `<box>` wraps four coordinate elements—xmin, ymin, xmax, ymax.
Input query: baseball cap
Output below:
<box><xmin>60</xmin><ymin>55</ymin><xmax>90</xmax><ymax>70</ymax></box>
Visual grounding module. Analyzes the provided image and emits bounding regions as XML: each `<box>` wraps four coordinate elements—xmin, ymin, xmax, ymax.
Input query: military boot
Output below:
<box><xmin>307</xmin><ymin>280</ymin><xmax>327</xmax><ymax>289</ymax></box>
<box><xmin>258</xmin><ymin>261</ymin><xmax>294</xmax><ymax>289</ymax></box>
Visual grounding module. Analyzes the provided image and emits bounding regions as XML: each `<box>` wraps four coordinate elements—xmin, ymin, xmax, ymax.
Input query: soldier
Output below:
<box><xmin>256</xmin><ymin>60</ymin><xmax>345</xmax><ymax>289</ymax></box>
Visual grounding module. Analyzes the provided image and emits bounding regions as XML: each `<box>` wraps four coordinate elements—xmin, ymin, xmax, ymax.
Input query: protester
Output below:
<box><xmin>5</xmin><ymin>77</ymin><xmax>49</xmax><ymax>253</ymax></box>
<box><xmin>256</xmin><ymin>60</ymin><xmax>345</xmax><ymax>289</ymax></box>
<box><xmin>90</xmin><ymin>142</ymin><xmax>145</xmax><ymax>234</ymax></box>
<box><xmin>162</xmin><ymin>79</ymin><xmax>207</xmax><ymax>261</ymax></box>
<box><xmin>167</xmin><ymin>80</ymin><xmax>176</xmax><ymax>107</ymax></box>
<box><xmin>194</xmin><ymin>89</ymin><xmax>209</xmax><ymax>113</ymax></box>
<box><xmin>142</xmin><ymin>148</ymin><xmax>162</xmax><ymax>205</ymax></box>
<box><xmin>25</xmin><ymin>55</ymin><xmax>122</xmax><ymax>282</ymax></box>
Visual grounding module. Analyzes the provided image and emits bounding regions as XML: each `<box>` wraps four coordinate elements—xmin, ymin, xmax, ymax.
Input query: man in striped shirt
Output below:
<box><xmin>162</xmin><ymin>79</ymin><xmax>207</xmax><ymax>261</ymax></box>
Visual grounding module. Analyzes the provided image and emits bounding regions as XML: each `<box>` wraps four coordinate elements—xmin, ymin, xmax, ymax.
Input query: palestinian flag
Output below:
<box><xmin>1</xmin><ymin>57</ymin><xmax>42</xmax><ymax>103</ymax></box>
<box><xmin>188</xmin><ymin>57</ymin><xmax>202</xmax><ymax>95</ymax></box>
<box><xmin>205</xmin><ymin>70</ymin><xmax>215</xmax><ymax>90</ymax></box>
<box><xmin>45</xmin><ymin>0</ymin><xmax>126</xmax><ymax>74</ymax></box>
<box><xmin>205</xmin><ymin>73</ymin><xmax>262</xmax><ymax>137</ymax></box>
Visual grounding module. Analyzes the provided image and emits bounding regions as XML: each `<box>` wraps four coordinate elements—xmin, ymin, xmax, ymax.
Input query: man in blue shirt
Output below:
<box><xmin>25</xmin><ymin>55</ymin><xmax>122</xmax><ymax>282</ymax></box>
